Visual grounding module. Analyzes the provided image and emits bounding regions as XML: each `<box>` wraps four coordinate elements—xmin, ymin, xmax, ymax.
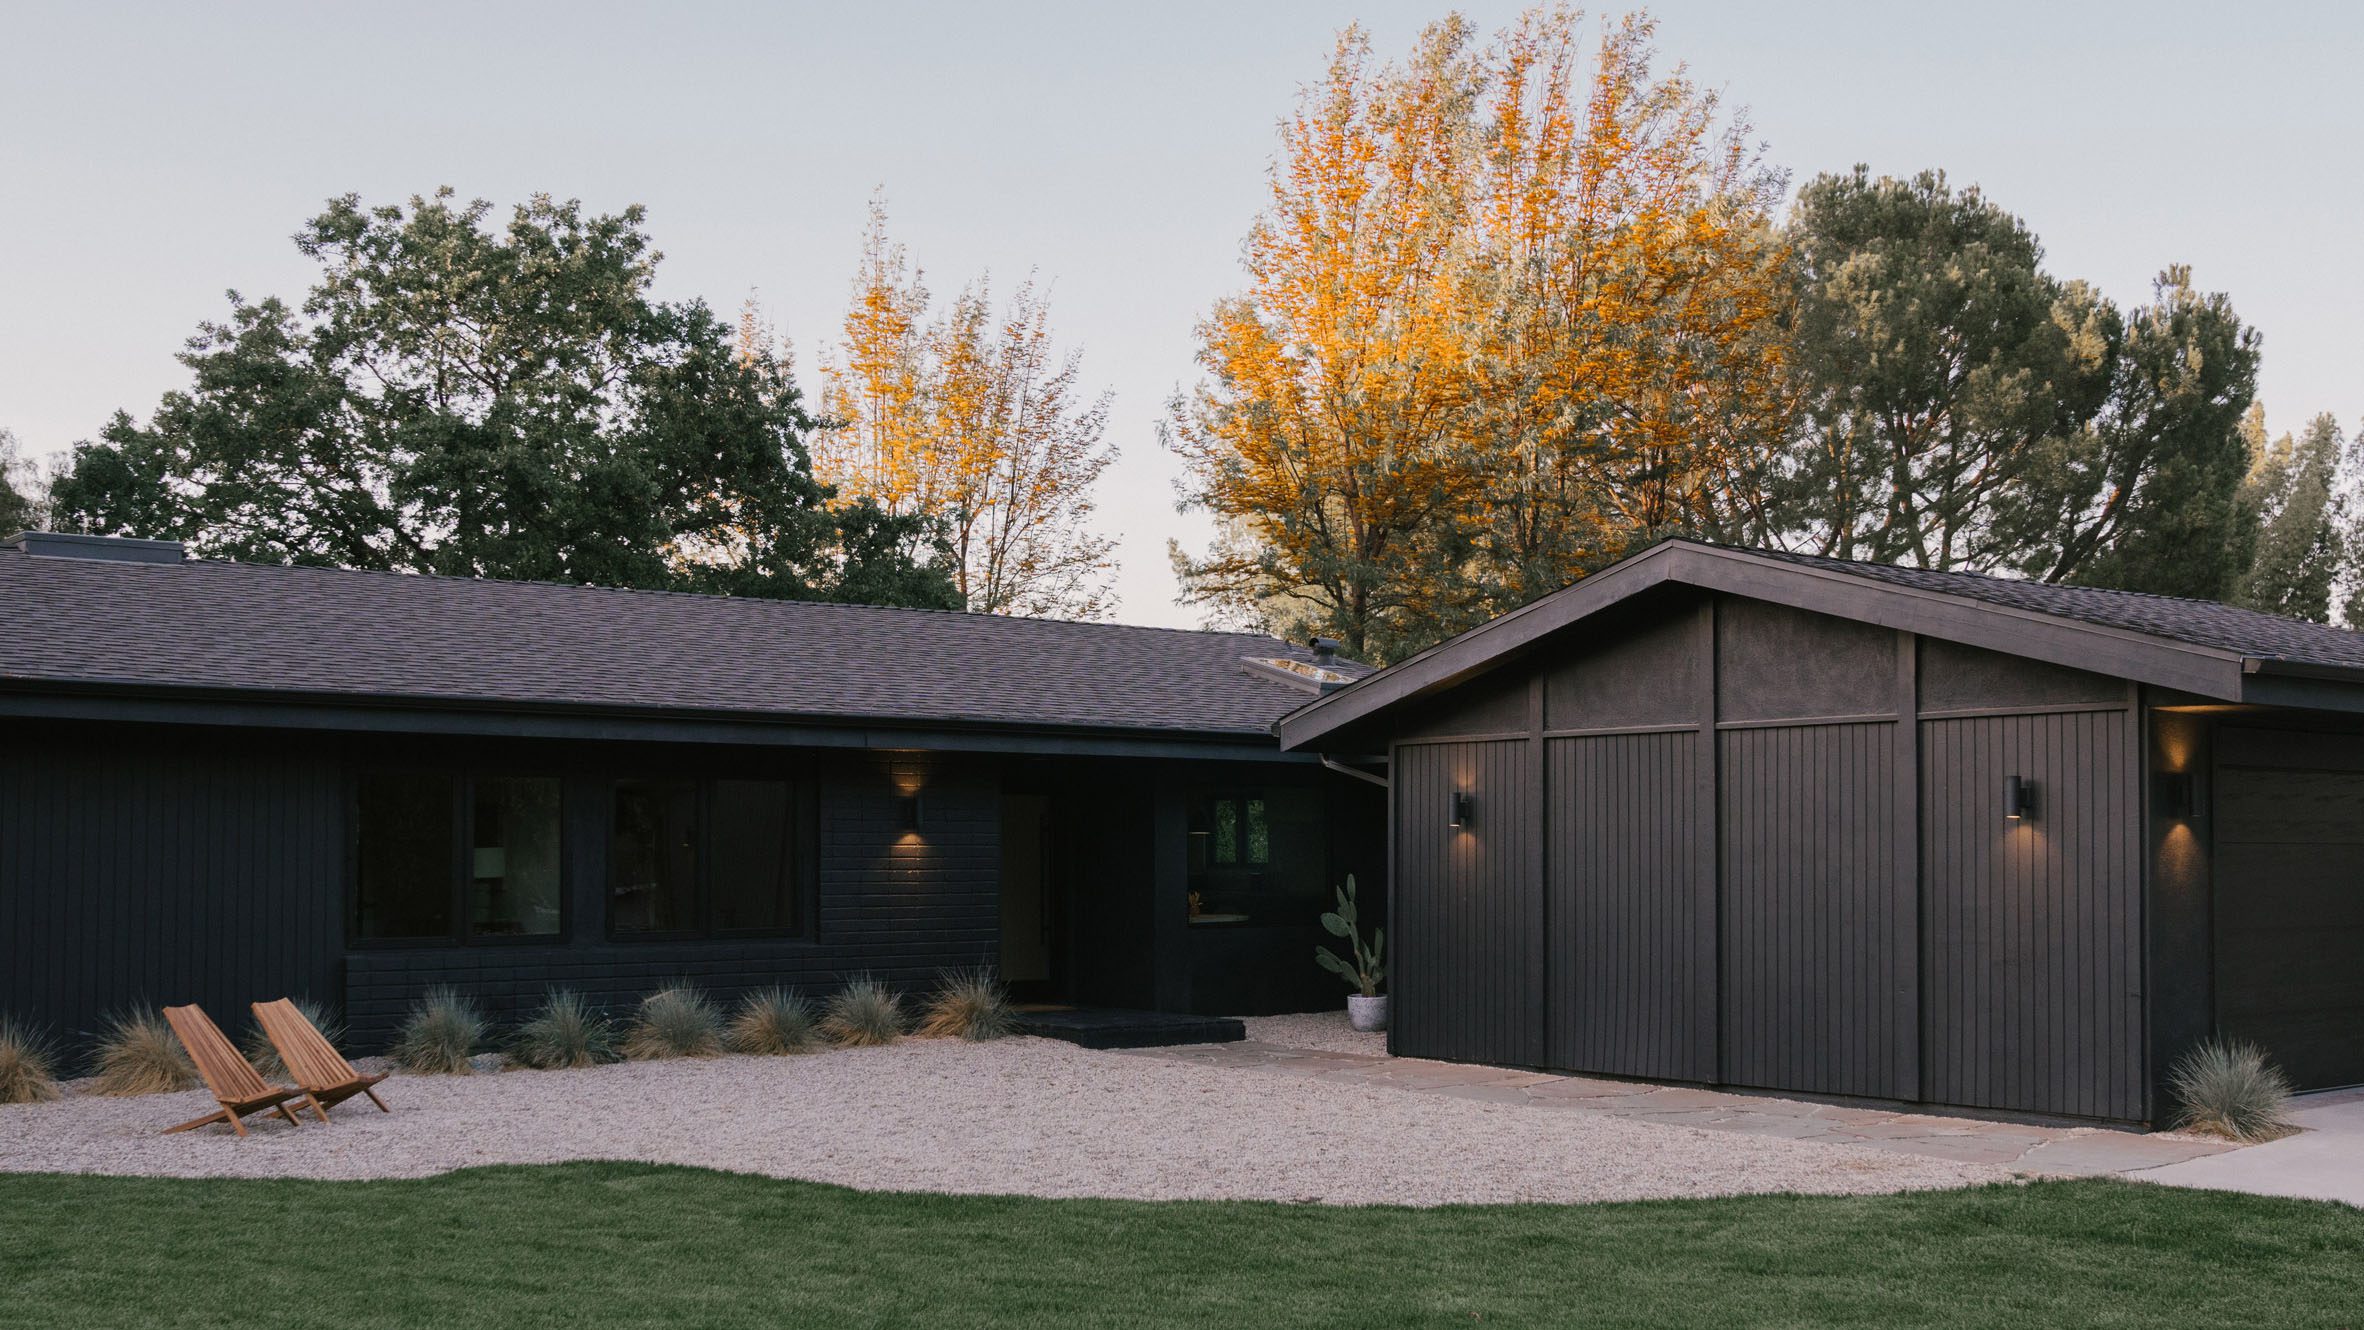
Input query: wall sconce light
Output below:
<box><xmin>1449</xmin><ymin>791</ymin><xmax>1474</xmax><ymax>829</ymax></box>
<box><xmin>2003</xmin><ymin>776</ymin><xmax>2034</xmax><ymax>822</ymax></box>
<box><xmin>2155</xmin><ymin>771</ymin><xmax>2196</xmax><ymax>821</ymax></box>
<box><xmin>898</xmin><ymin>792</ymin><xmax>924</xmax><ymax>833</ymax></box>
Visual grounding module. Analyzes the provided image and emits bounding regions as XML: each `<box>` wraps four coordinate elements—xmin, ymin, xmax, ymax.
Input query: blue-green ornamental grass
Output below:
<box><xmin>820</xmin><ymin>976</ymin><xmax>903</xmax><ymax>1047</ymax></box>
<box><xmin>623</xmin><ymin>985</ymin><xmax>724</xmax><ymax>1060</ymax></box>
<box><xmin>728</xmin><ymin>988</ymin><xmax>819</xmax><ymax>1056</ymax></box>
<box><xmin>506</xmin><ymin>990</ymin><xmax>618</xmax><ymax>1070</ymax></box>
<box><xmin>389</xmin><ymin>987</ymin><xmax>484</xmax><ymax>1075</ymax></box>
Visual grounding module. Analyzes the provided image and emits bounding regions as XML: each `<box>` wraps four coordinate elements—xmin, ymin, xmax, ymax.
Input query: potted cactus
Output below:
<box><xmin>1316</xmin><ymin>874</ymin><xmax>1388</xmax><ymax>1031</ymax></box>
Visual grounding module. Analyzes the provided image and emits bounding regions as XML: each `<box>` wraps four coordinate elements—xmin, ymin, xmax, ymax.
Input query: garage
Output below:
<box><xmin>2213</xmin><ymin>732</ymin><xmax>2364</xmax><ymax>1091</ymax></box>
<box><xmin>1282</xmin><ymin>540</ymin><xmax>2364</xmax><ymax>1124</ymax></box>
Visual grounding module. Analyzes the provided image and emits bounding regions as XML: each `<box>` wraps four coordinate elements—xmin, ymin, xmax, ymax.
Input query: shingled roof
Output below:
<box><xmin>0</xmin><ymin>535</ymin><xmax>1360</xmax><ymax>737</ymax></box>
<box><xmin>1743</xmin><ymin>547</ymin><xmax>2364</xmax><ymax>672</ymax></box>
<box><xmin>1279</xmin><ymin>538</ymin><xmax>2364</xmax><ymax>750</ymax></box>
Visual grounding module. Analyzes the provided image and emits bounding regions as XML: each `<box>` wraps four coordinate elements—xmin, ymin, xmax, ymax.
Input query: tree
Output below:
<box><xmin>1168</xmin><ymin>8</ymin><xmax>1790</xmax><ymax>660</ymax></box>
<box><xmin>0</xmin><ymin>428</ymin><xmax>41</xmax><ymax>534</ymax></box>
<box><xmin>815</xmin><ymin>199</ymin><xmax>1121</xmax><ymax>619</ymax></box>
<box><xmin>2233</xmin><ymin>411</ymin><xmax>2345</xmax><ymax>621</ymax></box>
<box><xmin>1773</xmin><ymin>172</ymin><xmax>2260</xmax><ymax>598</ymax></box>
<box><xmin>47</xmin><ymin>190</ymin><xmax>957</xmax><ymax>608</ymax></box>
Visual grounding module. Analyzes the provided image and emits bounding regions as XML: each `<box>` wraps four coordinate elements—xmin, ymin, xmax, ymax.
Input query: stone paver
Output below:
<box><xmin>2133</xmin><ymin>1087</ymin><xmax>2364</xmax><ymax>1206</ymax></box>
<box><xmin>1127</xmin><ymin>1039</ymin><xmax>2248</xmax><ymax>1181</ymax></box>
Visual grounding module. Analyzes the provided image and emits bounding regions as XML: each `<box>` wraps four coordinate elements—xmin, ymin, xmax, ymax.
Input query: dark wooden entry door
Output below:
<box><xmin>2215</xmin><ymin>753</ymin><xmax>2364</xmax><ymax>1091</ymax></box>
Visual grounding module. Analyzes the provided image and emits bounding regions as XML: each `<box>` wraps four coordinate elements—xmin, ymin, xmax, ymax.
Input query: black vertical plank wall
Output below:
<box><xmin>1545</xmin><ymin>732</ymin><xmax>1709</xmax><ymax>1080</ymax></box>
<box><xmin>1718</xmin><ymin>722</ymin><xmax>1908</xmax><ymax>1100</ymax></box>
<box><xmin>1921</xmin><ymin>710</ymin><xmax>2143</xmax><ymax>1120</ymax></box>
<box><xmin>1391</xmin><ymin>739</ymin><xmax>1537</xmax><ymax>1066</ymax></box>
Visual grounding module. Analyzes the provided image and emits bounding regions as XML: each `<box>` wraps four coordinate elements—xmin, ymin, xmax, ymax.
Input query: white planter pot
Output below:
<box><xmin>1347</xmin><ymin>994</ymin><xmax>1390</xmax><ymax>1032</ymax></box>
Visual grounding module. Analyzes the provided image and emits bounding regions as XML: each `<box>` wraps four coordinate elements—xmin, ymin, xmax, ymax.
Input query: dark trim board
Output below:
<box><xmin>0</xmin><ymin>685</ymin><xmax>1316</xmax><ymax>764</ymax></box>
<box><xmin>1274</xmin><ymin>541</ymin><xmax>2350</xmax><ymax>751</ymax></box>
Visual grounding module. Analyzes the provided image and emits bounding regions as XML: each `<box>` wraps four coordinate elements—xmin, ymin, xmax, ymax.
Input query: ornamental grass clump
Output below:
<box><xmin>390</xmin><ymin>986</ymin><xmax>485</xmax><ymax>1075</ymax></box>
<box><xmin>242</xmin><ymin>997</ymin><xmax>343</xmax><ymax>1081</ymax></box>
<box><xmin>916</xmin><ymin>969</ymin><xmax>1013</xmax><ymax>1042</ymax></box>
<box><xmin>0</xmin><ymin>1017</ymin><xmax>62</xmax><ymax>1105</ymax></box>
<box><xmin>506</xmin><ymin>990</ymin><xmax>618</xmax><ymax>1070</ymax></box>
<box><xmin>821</xmin><ymin>976</ymin><xmax>904</xmax><ymax>1048</ymax></box>
<box><xmin>90</xmin><ymin>1007</ymin><xmax>197</xmax><ymax>1097</ymax></box>
<box><xmin>729</xmin><ymin>987</ymin><xmax>819</xmax><ymax>1056</ymax></box>
<box><xmin>624</xmin><ymin>985</ymin><xmax>725</xmax><ymax>1060</ymax></box>
<box><xmin>2170</xmin><ymin>1037</ymin><xmax>2297</xmax><ymax>1142</ymax></box>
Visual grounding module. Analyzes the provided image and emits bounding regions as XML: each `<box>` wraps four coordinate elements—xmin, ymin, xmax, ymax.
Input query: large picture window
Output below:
<box><xmin>354</xmin><ymin>771</ymin><xmax>563</xmax><ymax>943</ymax></box>
<box><xmin>1186</xmin><ymin>785</ymin><xmax>1327</xmax><ymax>922</ymax></box>
<box><xmin>610</xmin><ymin>777</ymin><xmax>809</xmax><ymax>938</ymax></box>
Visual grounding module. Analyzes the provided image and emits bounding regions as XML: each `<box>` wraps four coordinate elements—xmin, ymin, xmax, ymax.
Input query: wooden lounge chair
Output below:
<box><xmin>252</xmin><ymin>997</ymin><xmax>390</xmax><ymax>1123</ymax></box>
<box><xmin>160</xmin><ymin>1004</ymin><xmax>307</xmax><ymax>1137</ymax></box>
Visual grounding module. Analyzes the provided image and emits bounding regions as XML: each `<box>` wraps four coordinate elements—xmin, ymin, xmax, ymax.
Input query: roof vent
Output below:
<box><xmin>1309</xmin><ymin>637</ymin><xmax>1341</xmax><ymax>667</ymax></box>
<box><xmin>10</xmin><ymin>531</ymin><xmax>186</xmax><ymax>565</ymax></box>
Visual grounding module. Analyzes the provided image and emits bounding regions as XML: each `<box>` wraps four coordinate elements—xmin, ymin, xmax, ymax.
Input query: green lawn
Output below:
<box><xmin>1</xmin><ymin>1166</ymin><xmax>2358</xmax><ymax>1328</ymax></box>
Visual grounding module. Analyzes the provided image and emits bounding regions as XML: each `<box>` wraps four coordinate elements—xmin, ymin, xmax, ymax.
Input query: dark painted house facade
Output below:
<box><xmin>1281</xmin><ymin>540</ymin><xmax>2364</xmax><ymax>1124</ymax></box>
<box><xmin>0</xmin><ymin>532</ymin><xmax>1382</xmax><ymax>1052</ymax></box>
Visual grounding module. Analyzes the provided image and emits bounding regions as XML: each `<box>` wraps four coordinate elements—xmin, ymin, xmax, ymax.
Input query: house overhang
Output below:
<box><xmin>1277</xmin><ymin>542</ymin><xmax>2364</xmax><ymax>752</ymax></box>
<box><xmin>0</xmin><ymin>678</ymin><xmax>1315</xmax><ymax>765</ymax></box>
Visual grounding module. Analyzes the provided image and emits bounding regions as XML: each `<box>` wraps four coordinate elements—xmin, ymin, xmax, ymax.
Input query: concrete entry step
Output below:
<box><xmin>1013</xmin><ymin>1007</ymin><xmax>1246</xmax><ymax>1049</ymax></box>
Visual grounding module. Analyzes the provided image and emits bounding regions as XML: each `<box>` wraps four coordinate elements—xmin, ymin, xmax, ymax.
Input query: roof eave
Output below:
<box><xmin>1279</xmin><ymin>542</ymin><xmax>2257</xmax><ymax>751</ymax></box>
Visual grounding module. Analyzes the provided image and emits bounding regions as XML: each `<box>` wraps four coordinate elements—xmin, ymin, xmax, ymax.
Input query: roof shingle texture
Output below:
<box><xmin>0</xmin><ymin>549</ymin><xmax>1356</xmax><ymax>735</ymax></box>
<box><xmin>1744</xmin><ymin>546</ymin><xmax>2364</xmax><ymax>670</ymax></box>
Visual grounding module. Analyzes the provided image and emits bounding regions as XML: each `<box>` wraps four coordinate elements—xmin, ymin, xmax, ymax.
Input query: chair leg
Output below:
<box><xmin>163</xmin><ymin>1108</ymin><xmax>229</xmax><ymax>1135</ymax></box>
<box><xmin>277</xmin><ymin>1101</ymin><xmax>307</xmax><ymax>1127</ymax></box>
<box><xmin>364</xmin><ymin>1087</ymin><xmax>390</xmax><ymax>1113</ymax></box>
<box><xmin>226</xmin><ymin>1111</ymin><xmax>249</xmax><ymax>1138</ymax></box>
<box><xmin>302</xmin><ymin>1092</ymin><xmax>330</xmax><ymax>1124</ymax></box>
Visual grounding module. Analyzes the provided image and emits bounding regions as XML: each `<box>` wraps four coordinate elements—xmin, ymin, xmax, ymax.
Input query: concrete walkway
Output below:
<box><xmin>2132</xmin><ymin>1086</ymin><xmax>2364</xmax><ymax>1207</ymax></box>
<box><xmin>1137</xmin><ymin>1040</ymin><xmax>2243</xmax><ymax>1179</ymax></box>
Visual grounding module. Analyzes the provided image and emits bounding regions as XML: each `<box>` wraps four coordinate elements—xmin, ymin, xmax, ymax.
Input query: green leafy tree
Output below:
<box><xmin>48</xmin><ymin>190</ymin><xmax>958</xmax><ymax>608</ymax></box>
<box><xmin>2233</xmin><ymin>412</ymin><xmax>2345</xmax><ymax>622</ymax></box>
<box><xmin>0</xmin><ymin>428</ymin><xmax>39</xmax><ymax>534</ymax></box>
<box><xmin>1775</xmin><ymin>171</ymin><xmax>2259</xmax><ymax>598</ymax></box>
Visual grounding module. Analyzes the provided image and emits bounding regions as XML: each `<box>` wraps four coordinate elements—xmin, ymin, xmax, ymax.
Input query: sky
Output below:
<box><xmin>3</xmin><ymin>1</ymin><xmax>2357</xmax><ymax>627</ymax></box>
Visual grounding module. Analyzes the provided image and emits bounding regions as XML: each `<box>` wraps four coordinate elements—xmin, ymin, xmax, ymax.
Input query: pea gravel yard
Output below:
<box><xmin>0</xmin><ymin>1017</ymin><xmax>2006</xmax><ymax>1204</ymax></box>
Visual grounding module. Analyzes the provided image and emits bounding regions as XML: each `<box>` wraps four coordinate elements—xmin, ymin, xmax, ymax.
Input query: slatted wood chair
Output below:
<box><xmin>160</xmin><ymin>1004</ymin><xmax>307</xmax><ymax>1137</ymax></box>
<box><xmin>252</xmin><ymin>997</ymin><xmax>390</xmax><ymax>1123</ymax></box>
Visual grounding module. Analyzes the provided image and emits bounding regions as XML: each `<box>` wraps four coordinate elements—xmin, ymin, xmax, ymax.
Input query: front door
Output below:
<box><xmin>1000</xmin><ymin>794</ymin><xmax>1055</xmax><ymax>996</ymax></box>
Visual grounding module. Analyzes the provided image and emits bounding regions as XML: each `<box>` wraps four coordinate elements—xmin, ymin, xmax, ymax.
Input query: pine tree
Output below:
<box><xmin>2234</xmin><ymin>412</ymin><xmax>2345</xmax><ymax>622</ymax></box>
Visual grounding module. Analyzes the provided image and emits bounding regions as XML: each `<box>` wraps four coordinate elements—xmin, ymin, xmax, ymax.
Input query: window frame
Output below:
<box><xmin>606</xmin><ymin>775</ymin><xmax>818</xmax><ymax>943</ymax></box>
<box><xmin>347</xmin><ymin>767</ymin><xmax>569</xmax><ymax>950</ymax></box>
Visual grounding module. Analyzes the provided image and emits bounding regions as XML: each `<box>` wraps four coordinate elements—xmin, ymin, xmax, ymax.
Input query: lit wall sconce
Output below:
<box><xmin>2003</xmin><ymin>776</ymin><xmax>2035</xmax><ymax>822</ymax></box>
<box><xmin>2155</xmin><ymin>771</ymin><xmax>2196</xmax><ymax>821</ymax></box>
<box><xmin>1449</xmin><ymin>791</ymin><xmax>1474</xmax><ymax>829</ymax></box>
<box><xmin>898</xmin><ymin>792</ymin><xmax>925</xmax><ymax>833</ymax></box>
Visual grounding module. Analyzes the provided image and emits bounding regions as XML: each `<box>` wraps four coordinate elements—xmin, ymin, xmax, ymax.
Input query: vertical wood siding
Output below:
<box><xmin>1921</xmin><ymin>710</ymin><xmax>2143</xmax><ymax>1119</ymax></box>
<box><xmin>0</xmin><ymin>728</ymin><xmax>345</xmax><ymax>1066</ymax></box>
<box><xmin>1718</xmin><ymin>722</ymin><xmax>1910</xmax><ymax>1099</ymax></box>
<box><xmin>1392</xmin><ymin>739</ymin><xmax>1537</xmax><ymax>1066</ymax></box>
<box><xmin>1544</xmin><ymin>732</ymin><xmax>1709</xmax><ymax>1080</ymax></box>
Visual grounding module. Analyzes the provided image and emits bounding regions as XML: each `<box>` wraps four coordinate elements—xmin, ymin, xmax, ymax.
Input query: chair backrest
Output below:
<box><xmin>252</xmin><ymin>998</ymin><xmax>356</xmax><ymax>1092</ymax></box>
<box><xmin>163</xmin><ymin>1004</ymin><xmax>272</xmax><ymax>1101</ymax></box>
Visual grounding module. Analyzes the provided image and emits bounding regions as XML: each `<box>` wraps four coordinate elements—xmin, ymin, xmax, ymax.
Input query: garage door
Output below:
<box><xmin>2215</xmin><ymin>756</ymin><xmax>2364</xmax><ymax>1091</ymax></box>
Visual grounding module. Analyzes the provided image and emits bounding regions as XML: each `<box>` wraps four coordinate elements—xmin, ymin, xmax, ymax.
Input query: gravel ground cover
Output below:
<box><xmin>1241</xmin><ymin>1011</ymin><xmax>1387</xmax><ymax>1056</ymax></box>
<box><xmin>0</xmin><ymin>1034</ymin><xmax>2004</xmax><ymax>1204</ymax></box>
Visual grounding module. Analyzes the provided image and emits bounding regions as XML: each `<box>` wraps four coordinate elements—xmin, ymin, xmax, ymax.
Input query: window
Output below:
<box><xmin>354</xmin><ymin>770</ymin><xmax>563</xmax><ymax>943</ymax></box>
<box><xmin>355</xmin><ymin>771</ymin><xmax>456</xmax><ymax>939</ymax></box>
<box><xmin>1186</xmin><ymin>786</ymin><xmax>1325</xmax><ymax>921</ymax></box>
<box><xmin>611</xmin><ymin>780</ymin><xmax>698</xmax><ymax>934</ymax></box>
<box><xmin>611</xmin><ymin>777</ymin><xmax>808</xmax><ymax>937</ymax></box>
<box><xmin>471</xmin><ymin>777</ymin><xmax>564</xmax><ymax>937</ymax></box>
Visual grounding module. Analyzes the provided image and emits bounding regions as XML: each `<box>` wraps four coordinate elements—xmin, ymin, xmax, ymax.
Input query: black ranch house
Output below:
<box><xmin>0</xmin><ymin>532</ymin><xmax>1381</xmax><ymax>1052</ymax></box>
<box><xmin>1282</xmin><ymin>540</ymin><xmax>2364</xmax><ymax>1125</ymax></box>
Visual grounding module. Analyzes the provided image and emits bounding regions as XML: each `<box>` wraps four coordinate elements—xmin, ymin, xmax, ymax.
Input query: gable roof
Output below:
<box><xmin>0</xmin><ymin>537</ymin><xmax>1361</xmax><ymax>743</ymax></box>
<box><xmin>1278</xmin><ymin>539</ymin><xmax>2364</xmax><ymax>750</ymax></box>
